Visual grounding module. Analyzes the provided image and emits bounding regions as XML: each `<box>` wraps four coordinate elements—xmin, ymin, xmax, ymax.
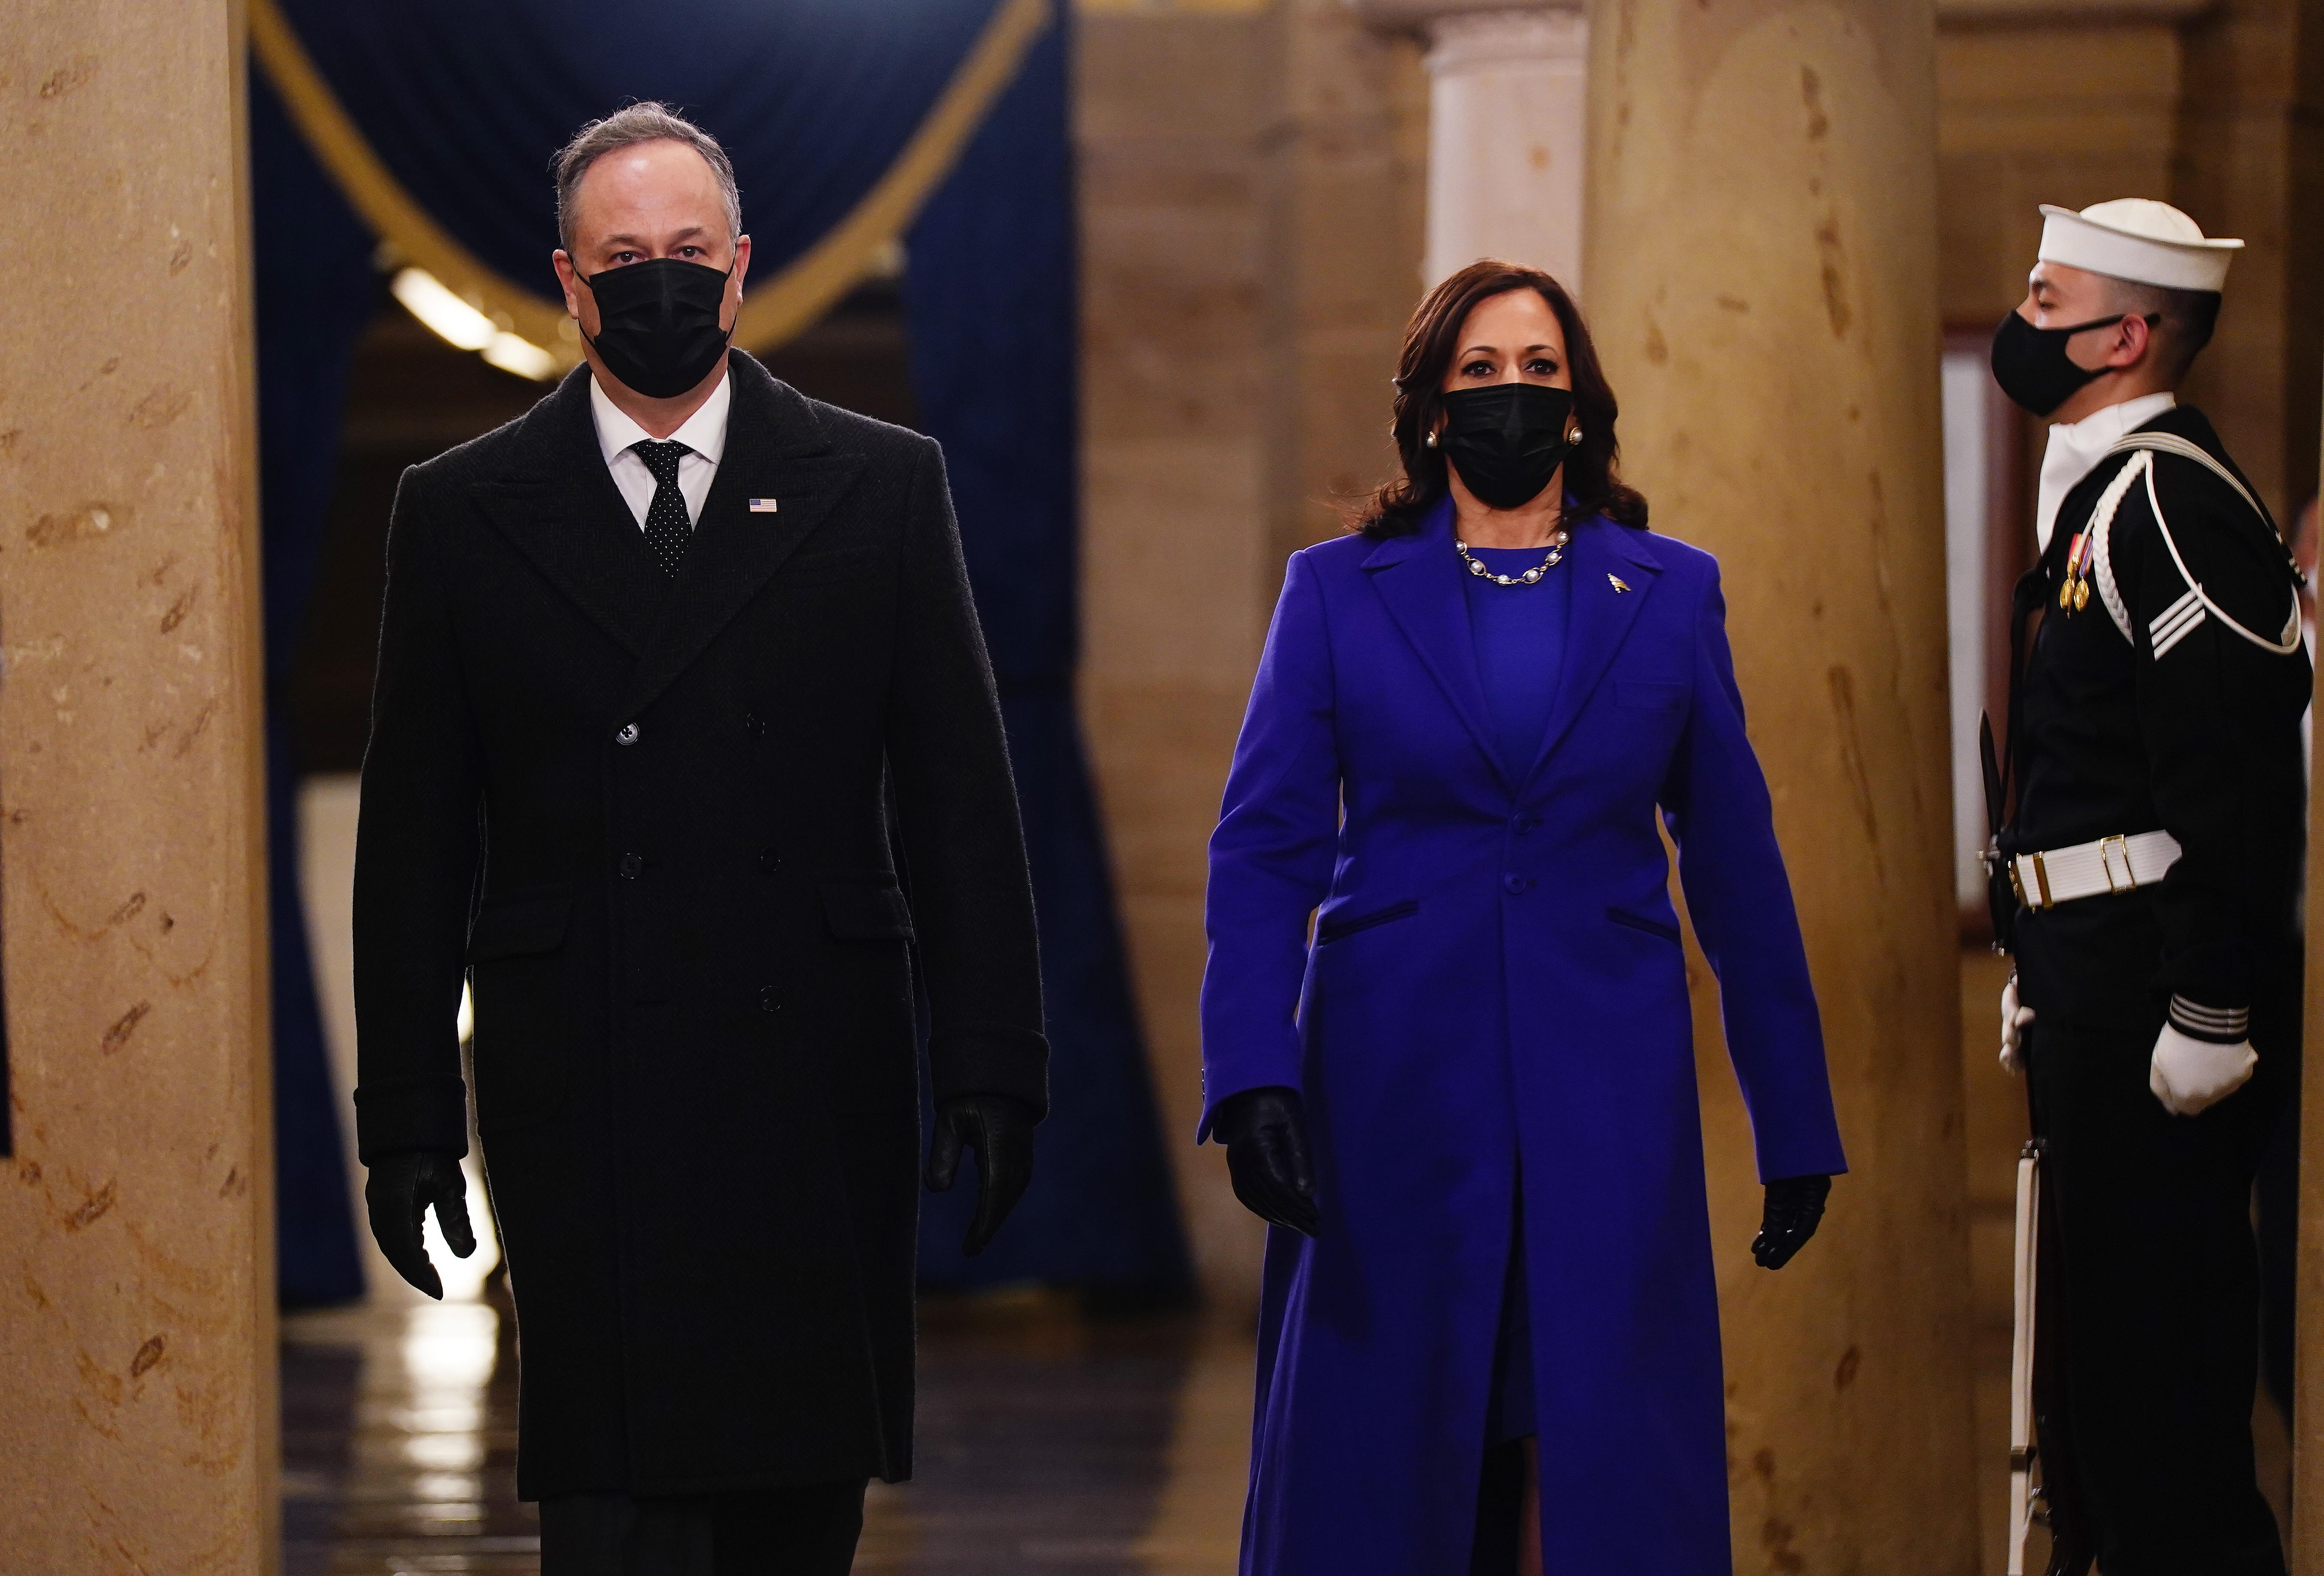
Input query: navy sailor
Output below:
<box><xmin>1987</xmin><ymin>197</ymin><xmax>2308</xmax><ymax>1576</ymax></box>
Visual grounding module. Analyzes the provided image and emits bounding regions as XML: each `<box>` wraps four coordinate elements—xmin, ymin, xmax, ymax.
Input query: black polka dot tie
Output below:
<box><xmin>631</xmin><ymin>438</ymin><xmax>695</xmax><ymax>578</ymax></box>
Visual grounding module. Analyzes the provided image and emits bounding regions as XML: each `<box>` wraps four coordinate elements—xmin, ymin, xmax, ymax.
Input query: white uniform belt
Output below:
<box><xmin>2009</xmin><ymin>830</ymin><xmax>2182</xmax><ymax>909</ymax></box>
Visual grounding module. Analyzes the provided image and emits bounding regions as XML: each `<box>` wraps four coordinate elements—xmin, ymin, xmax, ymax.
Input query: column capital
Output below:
<box><xmin>1349</xmin><ymin>0</ymin><xmax>1587</xmax><ymax>45</ymax></box>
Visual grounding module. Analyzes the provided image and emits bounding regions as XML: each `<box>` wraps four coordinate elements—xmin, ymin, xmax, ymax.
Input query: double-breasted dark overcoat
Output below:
<box><xmin>351</xmin><ymin>352</ymin><xmax>1048</xmax><ymax>1500</ymax></box>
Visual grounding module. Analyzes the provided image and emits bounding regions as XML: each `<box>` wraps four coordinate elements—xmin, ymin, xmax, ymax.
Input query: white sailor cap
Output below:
<box><xmin>2037</xmin><ymin>199</ymin><xmax>2242</xmax><ymax>293</ymax></box>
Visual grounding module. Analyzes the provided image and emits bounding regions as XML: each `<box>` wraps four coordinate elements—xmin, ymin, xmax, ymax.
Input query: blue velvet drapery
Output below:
<box><xmin>250</xmin><ymin>1</ymin><xmax>1187</xmax><ymax>1302</ymax></box>
<box><xmin>902</xmin><ymin>16</ymin><xmax>1186</xmax><ymax>1293</ymax></box>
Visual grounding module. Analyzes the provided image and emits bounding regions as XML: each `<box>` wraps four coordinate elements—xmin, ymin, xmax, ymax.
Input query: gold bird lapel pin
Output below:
<box><xmin>1607</xmin><ymin>573</ymin><xmax>1630</xmax><ymax>593</ymax></box>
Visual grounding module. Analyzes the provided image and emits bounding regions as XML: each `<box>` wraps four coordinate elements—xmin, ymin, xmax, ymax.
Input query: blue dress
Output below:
<box><xmin>1201</xmin><ymin>496</ymin><xmax>1845</xmax><ymax>1575</ymax></box>
<box><xmin>1462</xmin><ymin>541</ymin><xmax>1571</xmax><ymax>1446</ymax></box>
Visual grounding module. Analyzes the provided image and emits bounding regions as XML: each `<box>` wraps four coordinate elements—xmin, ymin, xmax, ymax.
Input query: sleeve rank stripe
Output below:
<box><xmin>2149</xmin><ymin>592</ymin><xmax>2208</xmax><ymax>659</ymax></box>
<box><xmin>2169</xmin><ymin>995</ymin><xmax>2250</xmax><ymax>1040</ymax></box>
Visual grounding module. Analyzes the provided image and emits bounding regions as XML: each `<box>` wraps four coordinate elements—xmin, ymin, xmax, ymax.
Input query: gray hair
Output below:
<box><xmin>554</xmin><ymin>102</ymin><xmax>741</xmax><ymax>257</ymax></box>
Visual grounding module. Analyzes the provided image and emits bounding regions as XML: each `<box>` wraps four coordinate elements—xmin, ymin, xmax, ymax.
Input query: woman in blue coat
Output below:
<box><xmin>1200</xmin><ymin>260</ymin><xmax>1848</xmax><ymax>1576</ymax></box>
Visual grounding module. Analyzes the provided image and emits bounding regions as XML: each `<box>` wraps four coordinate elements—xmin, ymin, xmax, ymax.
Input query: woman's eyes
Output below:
<box><xmin>1459</xmin><ymin>357</ymin><xmax>1560</xmax><ymax>378</ymax></box>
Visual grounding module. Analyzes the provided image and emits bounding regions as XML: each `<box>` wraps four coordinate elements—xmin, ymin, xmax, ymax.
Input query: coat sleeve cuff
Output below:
<box><xmin>354</xmin><ymin>1076</ymin><xmax>471</xmax><ymax>1163</ymax></box>
<box><xmin>1196</xmin><ymin>1053</ymin><xmax>1305</xmax><ymax>1145</ymax></box>
<box><xmin>2168</xmin><ymin>993</ymin><xmax>2251</xmax><ymax>1044</ymax></box>
<box><xmin>928</xmin><ymin>1027</ymin><xmax>1051</xmax><ymax>1122</ymax></box>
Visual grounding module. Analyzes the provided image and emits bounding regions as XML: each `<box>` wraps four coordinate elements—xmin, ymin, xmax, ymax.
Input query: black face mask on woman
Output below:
<box><xmin>1437</xmin><ymin>383</ymin><xmax>1577</xmax><ymax>511</ymax></box>
<box><xmin>1988</xmin><ymin>309</ymin><xmax>2129</xmax><ymax>418</ymax></box>
<box><xmin>582</xmin><ymin>257</ymin><xmax>734</xmax><ymax>398</ymax></box>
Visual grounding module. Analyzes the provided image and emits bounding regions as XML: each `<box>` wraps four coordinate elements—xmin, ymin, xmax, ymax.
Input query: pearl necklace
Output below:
<box><xmin>1456</xmin><ymin>529</ymin><xmax>1569</xmax><ymax>586</ymax></box>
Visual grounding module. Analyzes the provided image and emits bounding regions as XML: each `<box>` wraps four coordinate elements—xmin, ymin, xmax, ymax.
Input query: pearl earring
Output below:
<box><xmin>1568</xmin><ymin>427</ymin><xmax>1584</xmax><ymax>446</ymax></box>
<box><xmin>1424</xmin><ymin>430</ymin><xmax>1438</xmax><ymax>449</ymax></box>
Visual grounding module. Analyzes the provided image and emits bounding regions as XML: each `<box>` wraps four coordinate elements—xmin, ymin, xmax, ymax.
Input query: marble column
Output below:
<box><xmin>1587</xmin><ymin>0</ymin><xmax>1981</xmax><ymax>1567</ymax></box>
<box><xmin>1363</xmin><ymin>0</ymin><xmax>1591</xmax><ymax>291</ymax></box>
<box><xmin>0</xmin><ymin>3</ymin><xmax>277</xmax><ymax>1570</ymax></box>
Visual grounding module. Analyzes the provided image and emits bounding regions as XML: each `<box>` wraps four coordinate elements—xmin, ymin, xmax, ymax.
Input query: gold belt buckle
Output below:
<box><xmin>2098</xmin><ymin>834</ymin><xmax>2131</xmax><ymax>893</ymax></box>
<box><xmin>2029</xmin><ymin>852</ymin><xmax>2053</xmax><ymax>909</ymax></box>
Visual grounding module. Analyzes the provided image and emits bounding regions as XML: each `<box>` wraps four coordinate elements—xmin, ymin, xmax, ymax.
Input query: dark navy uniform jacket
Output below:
<box><xmin>2002</xmin><ymin>404</ymin><xmax>2308</xmax><ymax>1036</ymax></box>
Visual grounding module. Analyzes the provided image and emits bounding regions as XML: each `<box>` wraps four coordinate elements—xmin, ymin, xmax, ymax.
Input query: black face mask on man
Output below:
<box><xmin>1988</xmin><ymin>309</ymin><xmax>2133</xmax><ymax>418</ymax></box>
<box><xmin>582</xmin><ymin>257</ymin><xmax>734</xmax><ymax>399</ymax></box>
<box><xmin>1436</xmin><ymin>383</ymin><xmax>1578</xmax><ymax>511</ymax></box>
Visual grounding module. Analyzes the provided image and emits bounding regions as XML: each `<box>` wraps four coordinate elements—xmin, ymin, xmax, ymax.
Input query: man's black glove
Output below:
<box><xmin>926</xmin><ymin>1094</ymin><xmax>1037</xmax><ymax>1257</ymax></box>
<box><xmin>1752</xmin><ymin>1173</ymin><xmax>1832</xmax><ymax>1270</ymax></box>
<box><xmin>1212</xmin><ymin>1086</ymin><xmax>1319</xmax><ymax>1238</ymax></box>
<box><xmin>365</xmin><ymin>1149</ymin><xmax>477</xmax><ymax>1299</ymax></box>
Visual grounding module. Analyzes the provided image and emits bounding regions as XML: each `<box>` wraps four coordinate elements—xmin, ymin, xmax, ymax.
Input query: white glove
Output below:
<box><xmin>1999</xmin><ymin>974</ymin><xmax>2034</xmax><ymax>1075</ymax></box>
<box><xmin>2148</xmin><ymin>1024</ymin><xmax>2257</xmax><ymax>1116</ymax></box>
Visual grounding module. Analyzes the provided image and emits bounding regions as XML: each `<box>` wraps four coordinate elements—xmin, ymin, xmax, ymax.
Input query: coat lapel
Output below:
<box><xmin>471</xmin><ymin>369</ymin><xmax>663</xmax><ymax>657</ymax></box>
<box><xmin>616</xmin><ymin>354</ymin><xmax>866</xmax><ymax>720</ymax></box>
<box><xmin>1363</xmin><ymin>505</ymin><xmax>1511</xmax><ymax>791</ymax></box>
<box><xmin>1523</xmin><ymin>519</ymin><xmax>1662</xmax><ymax>783</ymax></box>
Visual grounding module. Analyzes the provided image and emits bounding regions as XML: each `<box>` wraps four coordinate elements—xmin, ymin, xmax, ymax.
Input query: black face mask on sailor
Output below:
<box><xmin>1988</xmin><ymin>308</ymin><xmax>2133</xmax><ymax>418</ymax></box>
<box><xmin>582</xmin><ymin>256</ymin><xmax>735</xmax><ymax>399</ymax></box>
<box><xmin>1437</xmin><ymin>382</ymin><xmax>1578</xmax><ymax>511</ymax></box>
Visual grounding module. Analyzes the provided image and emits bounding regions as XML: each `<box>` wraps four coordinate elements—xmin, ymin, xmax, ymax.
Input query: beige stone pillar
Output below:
<box><xmin>1078</xmin><ymin>2</ymin><xmax>1279</xmax><ymax>1309</ymax></box>
<box><xmin>0</xmin><ymin>4</ymin><xmax>277</xmax><ymax>1572</ymax></box>
<box><xmin>1078</xmin><ymin>0</ymin><xmax>1425</xmax><ymax>1309</ymax></box>
<box><xmin>1586</xmin><ymin>0</ymin><xmax>1981</xmax><ymax>1567</ymax></box>
<box><xmin>2173</xmin><ymin>0</ymin><xmax>2324</xmax><ymax>524</ymax></box>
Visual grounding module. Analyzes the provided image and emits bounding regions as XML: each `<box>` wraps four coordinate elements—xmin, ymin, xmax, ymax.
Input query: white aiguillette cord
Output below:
<box><xmin>2084</xmin><ymin>433</ymin><xmax>2302</xmax><ymax>656</ymax></box>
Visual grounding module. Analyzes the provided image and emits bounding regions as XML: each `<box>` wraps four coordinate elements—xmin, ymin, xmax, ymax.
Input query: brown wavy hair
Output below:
<box><xmin>1356</xmin><ymin>260</ymin><xmax>1648</xmax><ymax>539</ymax></box>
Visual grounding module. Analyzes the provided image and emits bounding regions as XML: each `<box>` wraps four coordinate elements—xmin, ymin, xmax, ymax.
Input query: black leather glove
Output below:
<box><xmin>1752</xmin><ymin>1173</ymin><xmax>1832</xmax><ymax>1270</ymax></box>
<box><xmin>365</xmin><ymin>1149</ymin><xmax>477</xmax><ymax>1300</ymax></box>
<box><xmin>926</xmin><ymin>1094</ymin><xmax>1037</xmax><ymax>1257</ymax></box>
<box><xmin>1212</xmin><ymin>1086</ymin><xmax>1319</xmax><ymax>1238</ymax></box>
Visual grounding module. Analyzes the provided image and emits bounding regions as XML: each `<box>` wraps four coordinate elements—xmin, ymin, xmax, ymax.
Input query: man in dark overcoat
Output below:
<box><xmin>352</xmin><ymin>102</ymin><xmax>1047</xmax><ymax>1573</ymax></box>
<box><xmin>1990</xmin><ymin>199</ymin><xmax>2308</xmax><ymax>1576</ymax></box>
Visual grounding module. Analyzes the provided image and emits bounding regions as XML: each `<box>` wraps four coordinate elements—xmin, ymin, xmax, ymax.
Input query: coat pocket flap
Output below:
<box><xmin>822</xmin><ymin>882</ymin><xmax>915</xmax><ymax>940</ymax></box>
<box><xmin>1606</xmin><ymin>906</ymin><xmax>1682</xmax><ymax>944</ymax></box>
<box><xmin>1316</xmin><ymin>898</ymin><xmax>1420</xmax><ymax>945</ymax></box>
<box><xmin>467</xmin><ymin>895</ymin><xmax>574</xmax><ymax>962</ymax></box>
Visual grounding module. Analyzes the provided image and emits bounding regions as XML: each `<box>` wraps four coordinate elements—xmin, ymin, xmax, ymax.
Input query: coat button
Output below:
<box><xmin>759</xmin><ymin>985</ymin><xmax>784</xmax><ymax>1015</ymax></box>
<box><xmin>615</xmin><ymin>722</ymin><xmax>641</xmax><ymax>746</ymax></box>
<box><xmin>619</xmin><ymin>853</ymin><xmax>644</xmax><ymax>879</ymax></box>
<box><xmin>757</xmin><ymin>847</ymin><xmax>781</xmax><ymax>875</ymax></box>
<box><xmin>743</xmin><ymin>712</ymin><xmax>767</xmax><ymax>739</ymax></box>
<box><xmin>1512</xmin><ymin>815</ymin><xmax>1537</xmax><ymax>835</ymax></box>
<box><xmin>1503</xmin><ymin>873</ymin><xmax>1533</xmax><ymax>894</ymax></box>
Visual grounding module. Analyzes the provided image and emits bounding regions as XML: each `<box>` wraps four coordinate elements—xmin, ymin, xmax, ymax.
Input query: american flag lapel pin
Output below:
<box><xmin>748</xmin><ymin>498</ymin><xmax>779</xmax><ymax>513</ymax></box>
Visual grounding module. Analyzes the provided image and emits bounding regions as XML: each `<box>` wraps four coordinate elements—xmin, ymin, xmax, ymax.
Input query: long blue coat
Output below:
<box><xmin>1200</xmin><ymin>508</ymin><xmax>1847</xmax><ymax>1575</ymax></box>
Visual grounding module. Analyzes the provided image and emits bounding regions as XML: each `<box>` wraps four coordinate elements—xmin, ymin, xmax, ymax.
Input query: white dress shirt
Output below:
<box><xmin>589</xmin><ymin>367</ymin><xmax>731</xmax><ymax>530</ymax></box>
<box><xmin>2035</xmin><ymin>390</ymin><xmax>2177</xmax><ymax>551</ymax></box>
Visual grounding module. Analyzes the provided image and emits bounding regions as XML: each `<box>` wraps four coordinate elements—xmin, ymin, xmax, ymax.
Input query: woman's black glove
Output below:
<box><xmin>927</xmin><ymin>1094</ymin><xmax>1038</xmax><ymax>1257</ymax></box>
<box><xmin>1212</xmin><ymin>1086</ymin><xmax>1320</xmax><ymax>1237</ymax></box>
<box><xmin>364</xmin><ymin>1149</ymin><xmax>477</xmax><ymax>1299</ymax></box>
<box><xmin>1752</xmin><ymin>1173</ymin><xmax>1832</xmax><ymax>1270</ymax></box>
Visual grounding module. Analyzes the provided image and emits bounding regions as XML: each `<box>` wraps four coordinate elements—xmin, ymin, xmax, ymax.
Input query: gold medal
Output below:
<box><xmin>2057</xmin><ymin>531</ymin><xmax>2092</xmax><ymax>614</ymax></box>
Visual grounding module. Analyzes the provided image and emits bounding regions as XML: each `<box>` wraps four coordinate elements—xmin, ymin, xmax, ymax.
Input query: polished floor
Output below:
<box><xmin>282</xmin><ymin>1289</ymin><xmax>1254</xmax><ymax>1576</ymax></box>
